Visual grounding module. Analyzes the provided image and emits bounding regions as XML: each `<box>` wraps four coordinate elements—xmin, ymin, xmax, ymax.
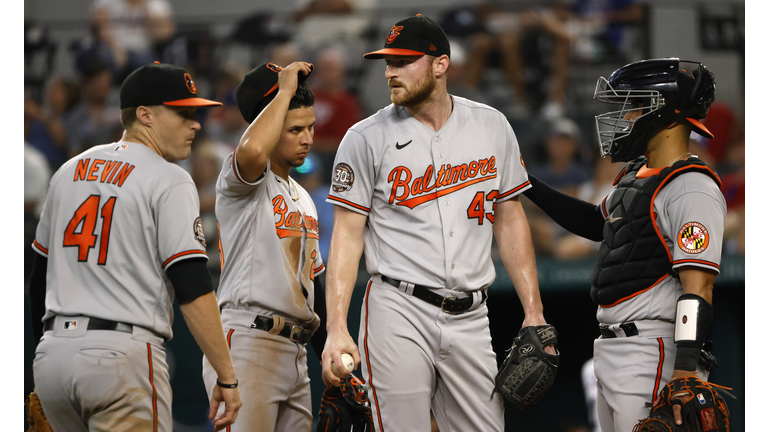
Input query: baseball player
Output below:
<box><xmin>201</xmin><ymin>61</ymin><xmax>326</xmax><ymax>432</ymax></box>
<box><xmin>28</xmin><ymin>62</ymin><xmax>241</xmax><ymax>431</ymax></box>
<box><xmin>522</xmin><ymin>58</ymin><xmax>725</xmax><ymax>431</ymax></box>
<box><xmin>321</xmin><ymin>15</ymin><xmax>555</xmax><ymax>431</ymax></box>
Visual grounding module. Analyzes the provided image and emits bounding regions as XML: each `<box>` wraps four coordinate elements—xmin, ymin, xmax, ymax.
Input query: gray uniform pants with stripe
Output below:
<box><xmin>33</xmin><ymin>316</ymin><xmax>170</xmax><ymax>432</ymax></box>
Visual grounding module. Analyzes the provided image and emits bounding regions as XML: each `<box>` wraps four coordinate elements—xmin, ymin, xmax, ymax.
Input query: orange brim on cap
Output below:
<box><xmin>164</xmin><ymin>98</ymin><xmax>223</xmax><ymax>107</ymax></box>
<box><xmin>363</xmin><ymin>48</ymin><xmax>426</xmax><ymax>59</ymax></box>
<box><xmin>687</xmin><ymin>118</ymin><xmax>714</xmax><ymax>139</ymax></box>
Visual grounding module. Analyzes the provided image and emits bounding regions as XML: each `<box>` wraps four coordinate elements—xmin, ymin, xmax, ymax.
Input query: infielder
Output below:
<box><xmin>28</xmin><ymin>62</ymin><xmax>241</xmax><ymax>431</ymax></box>
<box><xmin>202</xmin><ymin>61</ymin><xmax>326</xmax><ymax>431</ymax></box>
<box><xmin>523</xmin><ymin>58</ymin><xmax>725</xmax><ymax>431</ymax></box>
<box><xmin>321</xmin><ymin>15</ymin><xmax>555</xmax><ymax>431</ymax></box>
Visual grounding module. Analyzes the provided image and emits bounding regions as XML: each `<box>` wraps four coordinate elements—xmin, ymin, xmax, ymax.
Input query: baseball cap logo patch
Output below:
<box><xmin>266</xmin><ymin>63</ymin><xmax>282</xmax><ymax>73</ymax></box>
<box><xmin>386</xmin><ymin>25</ymin><xmax>404</xmax><ymax>44</ymax></box>
<box><xmin>184</xmin><ymin>73</ymin><xmax>197</xmax><ymax>94</ymax></box>
<box><xmin>430</xmin><ymin>44</ymin><xmax>436</xmax><ymax>51</ymax></box>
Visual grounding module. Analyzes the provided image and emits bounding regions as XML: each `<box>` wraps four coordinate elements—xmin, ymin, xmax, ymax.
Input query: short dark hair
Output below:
<box><xmin>120</xmin><ymin>107</ymin><xmax>138</xmax><ymax>129</ymax></box>
<box><xmin>288</xmin><ymin>83</ymin><xmax>314</xmax><ymax>110</ymax></box>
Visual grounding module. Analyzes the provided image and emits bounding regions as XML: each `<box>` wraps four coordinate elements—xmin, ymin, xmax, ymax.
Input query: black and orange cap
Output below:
<box><xmin>236</xmin><ymin>62</ymin><xmax>313</xmax><ymax>123</ymax></box>
<box><xmin>120</xmin><ymin>62</ymin><xmax>222</xmax><ymax>109</ymax></box>
<box><xmin>364</xmin><ymin>14</ymin><xmax>450</xmax><ymax>60</ymax></box>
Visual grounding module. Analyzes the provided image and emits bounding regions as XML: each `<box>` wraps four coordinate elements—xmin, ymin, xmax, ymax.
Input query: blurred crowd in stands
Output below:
<box><xmin>24</xmin><ymin>0</ymin><xmax>745</xmax><ymax>282</ymax></box>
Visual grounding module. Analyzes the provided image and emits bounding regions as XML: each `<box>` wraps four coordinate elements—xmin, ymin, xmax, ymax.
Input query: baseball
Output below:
<box><xmin>331</xmin><ymin>353</ymin><xmax>355</xmax><ymax>377</ymax></box>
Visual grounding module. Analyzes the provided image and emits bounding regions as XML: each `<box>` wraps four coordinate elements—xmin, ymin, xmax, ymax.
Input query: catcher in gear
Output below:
<box><xmin>521</xmin><ymin>58</ymin><xmax>728</xmax><ymax>431</ymax></box>
<box><xmin>494</xmin><ymin>324</ymin><xmax>559</xmax><ymax>409</ymax></box>
<box><xmin>317</xmin><ymin>373</ymin><xmax>375</xmax><ymax>432</ymax></box>
<box><xmin>632</xmin><ymin>375</ymin><xmax>731</xmax><ymax>431</ymax></box>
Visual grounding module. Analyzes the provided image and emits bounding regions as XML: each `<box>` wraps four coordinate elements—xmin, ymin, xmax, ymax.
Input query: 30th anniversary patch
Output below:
<box><xmin>677</xmin><ymin>221</ymin><xmax>709</xmax><ymax>254</ymax></box>
<box><xmin>332</xmin><ymin>163</ymin><xmax>355</xmax><ymax>192</ymax></box>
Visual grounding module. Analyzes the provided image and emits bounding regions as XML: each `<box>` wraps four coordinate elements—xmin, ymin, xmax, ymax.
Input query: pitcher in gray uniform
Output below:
<box><xmin>321</xmin><ymin>15</ymin><xmax>555</xmax><ymax>432</ymax></box>
<box><xmin>201</xmin><ymin>61</ymin><xmax>325</xmax><ymax>432</ymax></box>
<box><xmin>28</xmin><ymin>62</ymin><xmax>241</xmax><ymax>432</ymax></box>
<box><xmin>522</xmin><ymin>58</ymin><xmax>725</xmax><ymax>431</ymax></box>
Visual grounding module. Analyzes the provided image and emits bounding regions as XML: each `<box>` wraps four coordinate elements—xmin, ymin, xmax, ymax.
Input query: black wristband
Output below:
<box><xmin>216</xmin><ymin>379</ymin><xmax>238</xmax><ymax>389</ymax></box>
<box><xmin>674</xmin><ymin>346</ymin><xmax>700</xmax><ymax>371</ymax></box>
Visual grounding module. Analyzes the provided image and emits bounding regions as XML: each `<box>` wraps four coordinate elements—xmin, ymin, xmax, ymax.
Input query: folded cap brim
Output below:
<box><xmin>363</xmin><ymin>48</ymin><xmax>426</xmax><ymax>59</ymax></box>
<box><xmin>164</xmin><ymin>98</ymin><xmax>223</xmax><ymax>107</ymax></box>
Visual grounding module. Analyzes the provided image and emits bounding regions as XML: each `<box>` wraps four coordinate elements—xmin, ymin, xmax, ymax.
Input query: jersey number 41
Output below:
<box><xmin>63</xmin><ymin>194</ymin><xmax>117</xmax><ymax>265</ymax></box>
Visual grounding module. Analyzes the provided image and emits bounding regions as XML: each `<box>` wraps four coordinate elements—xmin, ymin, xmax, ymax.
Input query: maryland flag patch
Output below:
<box><xmin>678</xmin><ymin>221</ymin><xmax>709</xmax><ymax>254</ymax></box>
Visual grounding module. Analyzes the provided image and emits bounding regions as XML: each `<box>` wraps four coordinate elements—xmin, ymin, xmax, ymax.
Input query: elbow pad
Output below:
<box><xmin>674</xmin><ymin>293</ymin><xmax>713</xmax><ymax>370</ymax></box>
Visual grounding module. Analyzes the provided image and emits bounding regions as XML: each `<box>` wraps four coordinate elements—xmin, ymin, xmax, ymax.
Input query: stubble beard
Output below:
<box><xmin>390</xmin><ymin>68</ymin><xmax>437</xmax><ymax>107</ymax></box>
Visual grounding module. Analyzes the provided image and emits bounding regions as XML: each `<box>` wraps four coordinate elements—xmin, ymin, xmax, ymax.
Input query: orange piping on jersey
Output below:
<box><xmin>217</xmin><ymin>221</ymin><xmax>224</xmax><ymax>272</ymax></box>
<box><xmin>162</xmin><ymin>249</ymin><xmax>207</xmax><ymax>268</ymax></box>
<box><xmin>395</xmin><ymin>175</ymin><xmax>496</xmax><ymax>209</ymax></box>
<box><xmin>652</xmin><ymin>338</ymin><xmax>664</xmax><ymax>405</ymax></box>
<box><xmin>307</xmin><ymin>232</ymin><xmax>319</xmax><ymax>240</ymax></box>
<box><xmin>147</xmin><ymin>343</ymin><xmax>158</xmax><ymax>432</ymax></box>
<box><xmin>232</xmin><ymin>148</ymin><xmax>246</xmax><ymax>184</ymax></box>
<box><xmin>226</xmin><ymin>329</ymin><xmax>234</xmax><ymax>349</ymax></box>
<box><xmin>313</xmin><ymin>263</ymin><xmax>325</xmax><ymax>274</ymax></box>
<box><xmin>327</xmin><ymin>195</ymin><xmax>371</xmax><ymax>213</ymax></box>
<box><xmin>649</xmin><ymin>164</ymin><xmax>722</xmax><ymax>264</ymax></box>
<box><xmin>672</xmin><ymin>259</ymin><xmax>720</xmax><ymax>270</ymax></box>
<box><xmin>600</xmin><ymin>274</ymin><xmax>669</xmax><ymax>307</ymax></box>
<box><xmin>33</xmin><ymin>239</ymin><xmax>48</xmax><ymax>254</ymax></box>
<box><xmin>363</xmin><ymin>281</ymin><xmax>385</xmax><ymax>432</ymax></box>
<box><xmin>497</xmin><ymin>180</ymin><xmax>531</xmax><ymax>200</ymax></box>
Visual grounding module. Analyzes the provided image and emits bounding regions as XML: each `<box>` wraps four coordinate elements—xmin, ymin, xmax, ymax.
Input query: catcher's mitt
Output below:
<box><xmin>494</xmin><ymin>324</ymin><xmax>559</xmax><ymax>410</ymax></box>
<box><xmin>25</xmin><ymin>390</ymin><xmax>53</xmax><ymax>432</ymax></box>
<box><xmin>632</xmin><ymin>376</ymin><xmax>732</xmax><ymax>432</ymax></box>
<box><xmin>317</xmin><ymin>373</ymin><xmax>375</xmax><ymax>432</ymax></box>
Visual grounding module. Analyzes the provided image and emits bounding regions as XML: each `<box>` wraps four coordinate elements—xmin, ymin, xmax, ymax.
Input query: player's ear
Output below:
<box><xmin>433</xmin><ymin>55</ymin><xmax>450</xmax><ymax>78</ymax></box>
<box><xmin>135</xmin><ymin>106</ymin><xmax>155</xmax><ymax>127</ymax></box>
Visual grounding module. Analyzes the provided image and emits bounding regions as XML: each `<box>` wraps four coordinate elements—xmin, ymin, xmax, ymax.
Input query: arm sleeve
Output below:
<box><xmin>165</xmin><ymin>258</ymin><xmax>215</xmax><ymax>304</ymax></box>
<box><xmin>309</xmin><ymin>276</ymin><xmax>328</xmax><ymax>358</ymax></box>
<box><xmin>28</xmin><ymin>254</ymin><xmax>47</xmax><ymax>345</ymax></box>
<box><xmin>524</xmin><ymin>174</ymin><xmax>605</xmax><ymax>242</ymax></box>
<box><xmin>156</xmin><ymin>181</ymin><xmax>208</xmax><ymax>269</ymax></box>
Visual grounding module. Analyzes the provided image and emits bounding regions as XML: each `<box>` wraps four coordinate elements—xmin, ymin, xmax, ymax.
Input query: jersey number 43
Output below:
<box><xmin>63</xmin><ymin>194</ymin><xmax>117</xmax><ymax>265</ymax></box>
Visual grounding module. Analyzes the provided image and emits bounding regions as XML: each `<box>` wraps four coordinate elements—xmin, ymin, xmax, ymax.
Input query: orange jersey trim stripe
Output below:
<box><xmin>327</xmin><ymin>195</ymin><xmax>371</xmax><ymax>213</ymax></box>
<box><xmin>672</xmin><ymin>259</ymin><xmax>720</xmax><ymax>270</ymax></box>
<box><xmin>363</xmin><ymin>281</ymin><xmax>385</xmax><ymax>432</ymax></box>
<box><xmin>396</xmin><ymin>175</ymin><xmax>496</xmax><ymax>209</ymax></box>
<box><xmin>275</xmin><ymin>228</ymin><xmax>303</xmax><ymax>238</ymax></box>
<box><xmin>600</xmin><ymin>274</ymin><xmax>669</xmax><ymax>308</ymax></box>
<box><xmin>652</xmin><ymin>338</ymin><xmax>665</xmax><ymax>405</ymax></box>
<box><xmin>314</xmin><ymin>263</ymin><xmax>325</xmax><ymax>274</ymax></box>
<box><xmin>497</xmin><ymin>180</ymin><xmax>531</xmax><ymax>200</ymax></box>
<box><xmin>162</xmin><ymin>249</ymin><xmax>207</xmax><ymax>268</ymax></box>
<box><xmin>307</xmin><ymin>232</ymin><xmax>319</xmax><ymax>240</ymax></box>
<box><xmin>147</xmin><ymin>343</ymin><xmax>158</xmax><ymax>432</ymax></box>
<box><xmin>231</xmin><ymin>148</ymin><xmax>247</xmax><ymax>185</ymax></box>
<box><xmin>226</xmin><ymin>329</ymin><xmax>234</xmax><ymax>349</ymax></box>
<box><xmin>33</xmin><ymin>239</ymin><xmax>49</xmax><ymax>255</ymax></box>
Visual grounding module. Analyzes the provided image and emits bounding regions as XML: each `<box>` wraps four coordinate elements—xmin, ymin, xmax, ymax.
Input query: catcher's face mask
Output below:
<box><xmin>593</xmin><ymin>76</ymin><xmax>664</xmax><ymax>160</ymax></box>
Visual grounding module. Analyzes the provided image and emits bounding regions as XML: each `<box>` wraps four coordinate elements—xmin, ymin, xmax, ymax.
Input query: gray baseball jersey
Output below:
<box><xmin>205</xmin><ymin>151</ymin><xmax>324</xmax><ymax>431</ymax></box>
<box><xmin>32</xmin><ymin>140</ymin><xmax>206</xmax><ymax>431</ymax></box>
<box><xmin>33</xmin><ymin>141</ymin><xmax>208</xmax><ymax>339</ymax></box>
<box><xmin>213</xmin><ymin>152</ymin><xmax>324</xmax><ymax>325</ymax></box>
<box><xmin>592</xmin><ymin>165</ymin><xmax>726</xmax><ymax>432</ymax></box>
<box><xmin>327</xmin><ymin>96</ymin><xmax>529</xmax><ymax>431</ymax></box>
<box><xmin>327</xmin><ymin>96</ymin><xmax>530</xmax><ymax>291</ymax></box>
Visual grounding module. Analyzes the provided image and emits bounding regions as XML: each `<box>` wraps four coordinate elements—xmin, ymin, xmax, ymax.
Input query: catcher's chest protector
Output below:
<box><xmin>590</xmin><ymin>157</ymin><xmax>721</xmax><ymax>306</ymax></box>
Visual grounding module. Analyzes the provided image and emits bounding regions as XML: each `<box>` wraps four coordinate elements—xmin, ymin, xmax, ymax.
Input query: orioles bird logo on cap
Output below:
<box><xmin>386</xmin><ymin>25</ymin><xmax>404</xmax><ymax>44</ymax></box>
<box><xmin>266</xmin><ymin>63</ymin><xmax>282</xmax><ymax>73</ymax></box>
<box><xmin>184</xmin><ymin>73</ymin><xmax>197</xmax><ymax>94</ymax></box>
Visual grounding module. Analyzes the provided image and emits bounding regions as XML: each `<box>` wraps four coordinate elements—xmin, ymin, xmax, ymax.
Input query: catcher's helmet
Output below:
<box><xmin>593</xmin><ymin>58</ymin><xmax>716</xmax><ymax>162</ymax></box>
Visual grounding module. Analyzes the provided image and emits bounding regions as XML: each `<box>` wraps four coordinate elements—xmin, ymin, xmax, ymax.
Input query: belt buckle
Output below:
<box><xmin>441</xmin><ymin>296</ymin><xmax>461</xmax><ymax>315</ymax></box>
<box><xmin>289</xmin><ymin>326</ymin><xmax>309</xmax><ymax>343</ymax></box>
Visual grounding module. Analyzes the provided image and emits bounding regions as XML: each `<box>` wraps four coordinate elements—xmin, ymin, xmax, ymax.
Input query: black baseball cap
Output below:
<box><xmin>236</xmin><ymin>62</ymin><xmax>313</xmax><ymax>123</ymax></box>
<box><xmin>120</xmin><ymin>62</ymin><xmax>222</xmax><ymax>109</ymax></box>
<box><xmin>364</xmin><ymin>14</ymin><xmax>450</xmax><ymax>60</ymax></box>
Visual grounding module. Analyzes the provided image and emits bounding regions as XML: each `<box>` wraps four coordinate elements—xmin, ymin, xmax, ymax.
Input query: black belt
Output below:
<box><xmin>599</xmin><ymin>322</ymin><xmax>639</xmax><ymax>338</ymax></box>
<box><xmin>251</xmin><ymin>315</ymin><xmax>313</xmax><ymax>344</ymax></box>
<box><xmin>381</xmin><ymin>276</ymin><xmax>487</xmax><ymax>314</ymax></box>
<box><xmin>43</xmin><ymin>317</ymin><xmax>133</xmax><ymax>334</ymax></box>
